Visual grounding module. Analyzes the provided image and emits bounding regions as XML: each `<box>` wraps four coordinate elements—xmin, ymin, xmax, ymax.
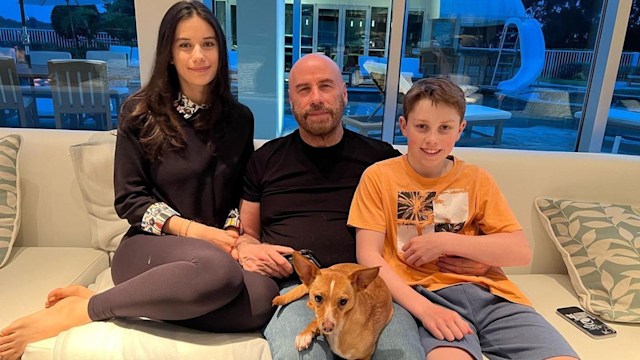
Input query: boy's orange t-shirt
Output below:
<box><xmin>348</xmin><ymin>155</ymin><xmax>531</xmax><ymax>306</ymax></box>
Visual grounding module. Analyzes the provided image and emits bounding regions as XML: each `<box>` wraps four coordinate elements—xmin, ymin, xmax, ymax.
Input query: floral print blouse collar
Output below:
<box><xmin>174</xmin><ymin>92</ymin><xmax>210</xmax><ymax>120</ymax></box>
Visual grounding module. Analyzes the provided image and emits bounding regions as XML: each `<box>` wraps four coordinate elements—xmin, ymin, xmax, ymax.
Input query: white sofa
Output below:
<box><xmin>0</xmin><ymin>128</ymin><xmax>638</xmax><ymax>360</ymax></box>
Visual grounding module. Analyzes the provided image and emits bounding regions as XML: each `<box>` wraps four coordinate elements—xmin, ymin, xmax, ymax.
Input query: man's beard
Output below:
<box><xmin>293</xmin><ymin>97</ymin><xmax>345</xmax><ymax>137</ymax></box>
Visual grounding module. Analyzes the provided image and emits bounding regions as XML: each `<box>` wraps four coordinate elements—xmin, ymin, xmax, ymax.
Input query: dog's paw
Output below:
<box><xmin>272</xmin><ymin>295</ymin><xmax>286</xmax><ymax>306</ymax></box>
<box><xmin>295</xmin><ymin>332</ymin><xmax>313</xmax><ymax>351</ymax></box>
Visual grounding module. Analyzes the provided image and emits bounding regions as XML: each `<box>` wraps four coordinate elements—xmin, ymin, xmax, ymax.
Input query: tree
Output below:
<box><xmin>50</xmin><ymin>5</ymin><xmax>99</xmax><ymax>41</ymax></box>
<box><xmin>624</xmin><ymin>0</ymin><xmax>640</xmax><ymax>51</ymax></box>
<box><xmin>523</xmin><ymin>0</ymin><xmax>640</xmax><ymax>51</ymax></box>
<box><xmin>522</xmin><ymin>0</ymin><xmax>601</xmax><ymax>49</ymax></box>
<box><xmin>99</xmin><ymin>0</ymin><xmax>136</xmax><ymax>45</ymax></box>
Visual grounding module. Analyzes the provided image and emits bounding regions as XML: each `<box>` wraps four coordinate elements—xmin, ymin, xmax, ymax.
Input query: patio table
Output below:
<box><xmin>20</xmin><ymin>85</ymin><xmax>131</xmax><ymax>126</ymax></box>
<box><xmin>343</xmin><ymin>104</ymin><xmax>512</xmax><ymax>145</ymax></box>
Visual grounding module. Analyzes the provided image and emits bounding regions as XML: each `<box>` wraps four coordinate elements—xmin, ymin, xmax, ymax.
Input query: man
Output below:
<box><xmin>236</xmin><ymin>53</ymin><xmax>425</xmax><ymax>360</ymax></box>
<box><xmin>236</xmin><ymin>54</ymin><xmax>493</xmax><ymax>359</ymax></box>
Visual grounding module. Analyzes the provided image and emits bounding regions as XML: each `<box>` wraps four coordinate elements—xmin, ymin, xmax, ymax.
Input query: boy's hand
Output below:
<box><xmin>419</xmin><ymin>302</ymin><xmax>473</xmax><ymax>341</ymax></box>
<box><xmin>402</xmin><ymin>232</ymin><xmax>455</xmax><ymax>267</ymax></box>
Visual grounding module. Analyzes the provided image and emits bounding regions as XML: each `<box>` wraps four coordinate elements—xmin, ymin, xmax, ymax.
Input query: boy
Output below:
<box><xmin>347</xmin><ymin>77</ymin><xmax>578</xmax><ymax>360</ymax></box>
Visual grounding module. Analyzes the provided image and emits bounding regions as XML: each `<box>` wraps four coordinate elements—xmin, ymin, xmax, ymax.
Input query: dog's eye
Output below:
<box><xmin>314</xmin><ymin>295</ymin><xmax>323</xmax><ymax>303</ymax></box>
<box><xmin>339</xmin><ymin>299</ymin><xmax>348</xmax><ymax>307</ymax></box>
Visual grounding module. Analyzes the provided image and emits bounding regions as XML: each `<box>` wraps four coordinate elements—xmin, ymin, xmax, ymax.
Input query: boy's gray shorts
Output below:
<box><xmin>415</xmin><ymin>283</ymin><xmax>579</xmax><ymax>360</ymax></box>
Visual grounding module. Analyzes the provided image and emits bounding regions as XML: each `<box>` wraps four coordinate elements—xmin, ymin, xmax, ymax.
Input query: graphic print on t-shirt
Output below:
<box><xmin>396</xmin><ymin>190</ymin><xmax>468</xmax><ymax>252</ymax></box>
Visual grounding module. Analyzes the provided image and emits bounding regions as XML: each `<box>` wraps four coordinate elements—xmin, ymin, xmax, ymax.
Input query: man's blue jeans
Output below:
<box><xmin>264</xmin><ymin>282</ymin><xmax>426</xmax><ymax>360</ymax></box>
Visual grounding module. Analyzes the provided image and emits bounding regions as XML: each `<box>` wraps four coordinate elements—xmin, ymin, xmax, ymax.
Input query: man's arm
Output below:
<box><xmin>356</xmin><ymin>228</ymin><xmax>472</xmax><ymax>342</ymax></box>
<box><xmin>437</xmin><ymin>256</ymin><xmax>503</xmax><ymax>276</ymax></box>
<box><xmin>237</xmin><ymin>199</ymin><xmax>262</xmax><ymax>245</ymax></box>
<box><xmin>237</xmin><ymin>199</ymin><xmax>293</xmax><ymax>277</ymax></box>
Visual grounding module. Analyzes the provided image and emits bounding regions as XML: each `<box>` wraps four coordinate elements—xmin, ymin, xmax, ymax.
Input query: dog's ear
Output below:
<box><xmin>293</xmin><ymin>251</ymin><xmax>320</xmax><ymax>287</ymax></box>
<box><xmin>349</xmin><ymin>266</ymin><xmax>380</xmax><ymax>291</ymax></box>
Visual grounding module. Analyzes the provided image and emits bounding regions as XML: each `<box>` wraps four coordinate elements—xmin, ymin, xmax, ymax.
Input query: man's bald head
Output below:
<box><xmin>289</xmin><ymin>53</ymin><xmax>343</xmax><ymax>86</ymax></box>
<box><xmin>287</xmin><ymin>53</ymin><xmax>348</xmax><ymax>147</ymax></box>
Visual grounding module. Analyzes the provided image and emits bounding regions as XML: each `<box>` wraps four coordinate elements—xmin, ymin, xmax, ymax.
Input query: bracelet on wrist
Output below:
<box><xmin>179</xmin><ymin>219</ymin><xmax>194</xmax><ymax>237</ymax></box>
<box><xmin>184</xmin><ymin>220</ymin><xmax>194</xmax><ymax>237</ymax></box>
<box><xmin>224</xmin><ymin>208</ymin><xmax>242</xmax><ymax>234</ymax></box>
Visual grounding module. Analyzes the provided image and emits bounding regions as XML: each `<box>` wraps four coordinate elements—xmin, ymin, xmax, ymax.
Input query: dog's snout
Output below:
<box><xmin>322</xmin><ymin>320</ymin><xmax>334</xmax><ymax>333</ymax></box>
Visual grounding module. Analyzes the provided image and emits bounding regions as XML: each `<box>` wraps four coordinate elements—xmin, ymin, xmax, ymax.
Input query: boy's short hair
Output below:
<box><xmin>402</xmin><ymin>77</ymin><xmax>466</xmax><ymax>122</ymax></box>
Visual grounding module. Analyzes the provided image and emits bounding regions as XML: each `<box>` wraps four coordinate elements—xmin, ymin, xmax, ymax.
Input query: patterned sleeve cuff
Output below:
<box><xmin>224</xmin><ymin>208</ymin><xmax>242</xmax><ymax>234</ymax></box>
<box><xmin>142</xmin><ymin>202</ymin><xmax>180</xmax><ymax>235</ymax></box>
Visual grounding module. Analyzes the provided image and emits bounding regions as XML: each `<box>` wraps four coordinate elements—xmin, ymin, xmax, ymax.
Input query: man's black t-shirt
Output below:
<box><xmin>243</xmin><ymin>128</ymin><xmax>400</xmax><ymax>266</ymax></box>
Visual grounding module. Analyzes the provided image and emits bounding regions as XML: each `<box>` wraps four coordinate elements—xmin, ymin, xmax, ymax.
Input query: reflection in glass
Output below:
<box><xmin>369</xmin><ymin>7</ymin><xmax>388</xmax><ymax>58</ymax></box>
<box><xmin>343</xmin><ymin>9</ymin><xmax>366</xmax><ymax>71</ymax></box>
<box><xmin>285</xmin><ymin>4</ymin><xmax>314</xmax><ymax>71</ymax></box>
<box><xmin>317</xmin><ymin>8</ymin><xmax>339</xmax><ymax>62</ymax></box>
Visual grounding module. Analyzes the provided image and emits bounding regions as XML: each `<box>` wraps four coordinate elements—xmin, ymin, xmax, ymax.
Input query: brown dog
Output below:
<box><xmin>272</xmin><ymin>251</ymin><xmax>394</xmax><ymax>360</ymax></box>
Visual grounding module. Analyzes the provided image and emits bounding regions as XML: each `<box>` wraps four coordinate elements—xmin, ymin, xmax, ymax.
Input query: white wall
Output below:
<box><xmin>134</xmin><ymin>0</ymin><xmax>190</xmax><ymax>85</ymax></box>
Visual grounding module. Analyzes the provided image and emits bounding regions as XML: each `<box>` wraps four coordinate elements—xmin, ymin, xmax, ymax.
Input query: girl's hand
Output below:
<box><xmin>187</xmin><ymin>222</ymin><xmax>238</xmax><ymax>252</ymax></box>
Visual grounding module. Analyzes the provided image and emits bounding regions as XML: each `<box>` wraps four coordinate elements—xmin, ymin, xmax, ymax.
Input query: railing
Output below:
<box><xmin>0</xmin><ymin>28</ymin><xmax>123</xmax><ymax>49</ymax></box>
<box><xmin>542</xmin><ymin>49</ymin><xmax>639</xmax><ymax>80</ymax></box>
<box><xmin>2</xmin><ymin>27</ymin><xmax>639</xmax><ymax>81</ymax></box>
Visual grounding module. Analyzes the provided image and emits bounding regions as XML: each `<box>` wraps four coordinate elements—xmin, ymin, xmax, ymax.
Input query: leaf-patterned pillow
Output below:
<box><xmin>535</xmin><ymin>197</ymin><xmax>640</xmax><ymax>323</ymax></box>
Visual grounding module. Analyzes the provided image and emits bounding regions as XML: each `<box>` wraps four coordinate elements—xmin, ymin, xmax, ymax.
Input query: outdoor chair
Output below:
<box><xmin>0</xmin><ymin>56</ymin><xmax>37</xmax><ymax>127</ymax></box>
<box><xmin>86</xmin><ymin>51</ymin><xmax>128</xmax><ymax>68</ymax></box>
<box><xmin>86</xmin><ymin>51</ymin><xmax>129</xmax><ymax>86</ymax></box>
<box><xmin>47</xmin><ymin>59</ymin><xmax>112</xmax><ymax>130</ymax></box>
<box><xmin>129</xmin><ymin>47</ymin><xmax>139</xmax><ymax>67</ymax></box>
<box><xmin>108</xmin><ymin>45</ymin><xmax>132</xmax><ymax>61</ymax></box>
<box><xmin>0</xmin><ymin>47</ymin><xmax>17</xmax><ymax>61</ymax></box>
<box><xmin>30</xmin><ymin>51</ymin><xmax>72</xmax><ymax>66</ymax></box>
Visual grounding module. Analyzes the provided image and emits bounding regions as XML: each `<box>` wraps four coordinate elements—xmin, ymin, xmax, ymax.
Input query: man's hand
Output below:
<box><xmin>418</xmin><ymin>302</ymin><xmax>473</xmax><ymax>341</ymax></box>
<box><xmin>437</xmin><ymin>256</ymin><xmax>497</xmax><ymax>276</ymax></box>
<box><xmin>237</xmin><ymin>242</ymin><xmax>294</xmax><ymax>278</ymax></box>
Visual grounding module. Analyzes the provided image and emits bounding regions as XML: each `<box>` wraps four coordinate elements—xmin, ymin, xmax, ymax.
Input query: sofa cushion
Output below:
<box><xmin>48</xmin><ymin>317</ymin><xmax>271</xmax><ymax>360</ymax></box>
<box><xmin>0</xmin><ymin>247</ymin><xmax>109</xmax><ymax>330</ymax></box>
<box><xmin>535</xmin><ymin>197</ymin><xmax>640</xmax><ymax>323</ymax></box>
<box><xmin>69</xmin><ymin>136</ymin><xmax>128</xmax><ymax>252</ymax></box>
<box><xmin>22</xmin><ymin>267</ymin><xmax>271</xmax><ymax>360</ymax></box>
<box><xmin>0</xmin><ymin>134</ymin><xmax>21</xmax><ymax>268</ymax></box>
<box><xmin>510</xmin><ymin>274</ymin><xmax>638</xmax><ymax>360</ymax></box>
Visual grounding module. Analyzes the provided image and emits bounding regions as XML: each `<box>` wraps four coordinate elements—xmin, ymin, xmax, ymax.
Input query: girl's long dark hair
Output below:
<box><xmin>119</xmin><ymin>0</ymin><xmax>234</xmax><ymax>160</ymax></box>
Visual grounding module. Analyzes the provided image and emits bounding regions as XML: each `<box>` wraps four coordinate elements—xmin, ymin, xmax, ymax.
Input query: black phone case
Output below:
<box><xmin>284</xmin><ymin>249</ymin><xmax>322</xmax><ymax>269</ymax></box>
<box><xmin>556</xmin><ymin>306</ymin><xmax>617</xmax><ymax>339</ymax></box>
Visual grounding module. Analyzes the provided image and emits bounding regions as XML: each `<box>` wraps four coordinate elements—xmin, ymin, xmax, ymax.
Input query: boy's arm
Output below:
<box><xmin>356</xmin><ymin>228</ymin><xmax>472</xmax><ymax>342</ymax></box>
<box><xmin>403</xmin><ymin>230</ymin><xmax>531</xmax><ymax>268</ymax></box>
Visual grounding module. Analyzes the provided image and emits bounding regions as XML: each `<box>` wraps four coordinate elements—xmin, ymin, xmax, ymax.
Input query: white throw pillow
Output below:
<box><xmin>0</xmin><ymin>134</ymin><xmax>21</xmax><ymax>268</ymax></box>
<box><xmin>69</xmin><ymin>135</ymin><xmax>128</xmax><ymax>252</ymax></box>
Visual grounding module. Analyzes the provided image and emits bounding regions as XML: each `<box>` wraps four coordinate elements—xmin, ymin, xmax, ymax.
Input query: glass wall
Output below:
<box><xmin>2</xmin><ymin>0</ymin><xmax>637</xmax><ymax>156</ymax></box>
<box><xmin>377</xmin><ymin>0</ymin><xmax>606</xmax><ymax>151</ymax></box>
<box><xmin>367</xmin><ymin>0</ymin><xmax>638</xmax><ymax>156</ymax></box>
<box><xmin>604</xmin><ymin>0</ymin><xmax>640</xmax><ymax>155</ymax></box>
<box><xmin>0</xmin><ymin>0</ymin><xmax>140</xmax><ymax>130</ymax></box>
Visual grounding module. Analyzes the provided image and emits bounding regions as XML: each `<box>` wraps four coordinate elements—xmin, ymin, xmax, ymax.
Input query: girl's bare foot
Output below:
<box><xmin>0</xmin><ymin>296</ymin><xmax>92</xmax><ymax>360</ymax></box>
<box><xmin>46</xmin><ymin>285</ymin><xmax>95</xmax><ymax>308</ymax></box>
